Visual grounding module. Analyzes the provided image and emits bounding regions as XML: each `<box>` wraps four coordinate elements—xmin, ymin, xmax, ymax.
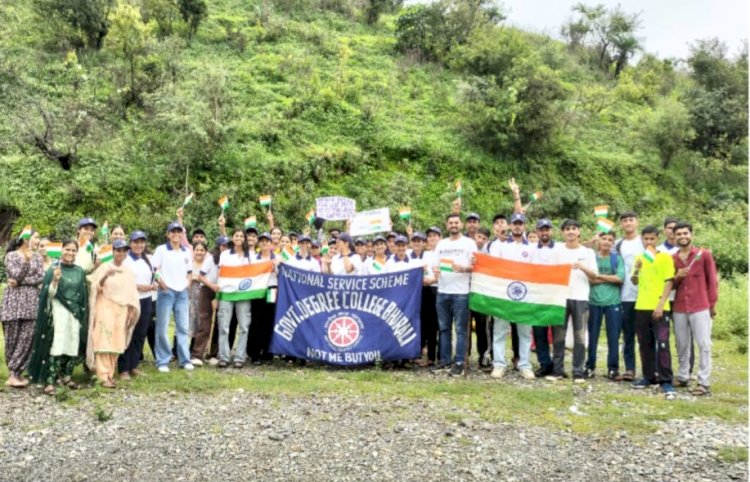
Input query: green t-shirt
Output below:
<box><xmin>634</xmin><ymin>252</ymin><xmax>675</xmax><ymax>311</ymax></box>
<box><xmin>589</xmin><ymin>253</ymin><xmax>625</xmax><ymax>306</ymax></box>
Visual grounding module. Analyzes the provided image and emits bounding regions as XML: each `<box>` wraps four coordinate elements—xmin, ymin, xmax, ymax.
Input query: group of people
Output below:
<box><xmin>1</xmin><ymin>183</ymin><xmax>719</xmax><ymax>399</ymax></box>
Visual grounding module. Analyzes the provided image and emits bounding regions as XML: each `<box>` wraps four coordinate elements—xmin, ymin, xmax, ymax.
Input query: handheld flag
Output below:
<box><xmin>18</xmin><ymin>225</ymin><xmax>32</xmax><ymax>241</ymax></box>
<box><xmin>217</xmin><ymin>262</ymin><xmax>274</xmax><ymax>301</ymax></box>
<box><xmin>218</xmin><ymin>195</ymin><xmax>230</xmax><ymax>211</ymax></box>
<box><xmin>97</xmin><ymin>245</ymin><xmax>113</xmax><ymax>264</ymax></box>
<box><xmin>530</xmin><ymin>191</ymin><xmax>543</xmax><ymax>202</ymax></box>
<box><xmin>99</xmin><ymin>222</ymin><xmax>110</xmax><ymax>243</ymax></box>
<box><xmin>371</xmin><ymin>260</ymin><xmax>385</xmax><ymax>272</ymax></box>
<box><xmin>78</xmin><ymin>235</ymin><xmax>94</xmax><ymax>253</ymax></box>
<box><xmin>455</xmin><ymin>180</ymin><xmax>463</xmax><ymax>198</ymax></box>
<box><xmin>182</xmin><ymin>192</ymin><xmax>194</xmax><ymax>208</ymax></box>
<box><xmin>643</xmin><ymin>246</ymin><xmax>657</xmax><ymax>263</ymax></box>
<box><xmin>594</xmin><ymin>205</ymin><xmax>609</xmax><ymax>218</ymax></box>
<box><xmin>244</xmin><ymin>216</ymin><xmax>257</xmax><ymax>229</ymax></box>
<box><xmin>280</xmin><ymin>247</ymin><xmax>295</xmax><ymax>262</ymax></box>
<box><xmin>439</xmin><ymin>258</ymin><xmax>454</xmax><ymax>272</ymax></box>
<box><xmin>596</xmin><ymin>218</ymin><xmax>614</xmax><ymax>234</ymax></box>
<box><xmin>46</xmin><ymin>242</ymin><xmax>63</xmax><ymax>259</ymax></box>
<box><xmin>306</xmin><ymin>210</ymin><xmax>316</xmax><ymax>225</ymax></box>
<box><xmin>687</xmin><ymin>248</ymin><xmax>704</xmax><ymax>269</ymax></box>
<box><xmin>398</xmin><ymin>207</ymin><xmax>412</xmax><ymax>220</ymax></box>
<box><xmin>259</xmin><ymin>195</ymin><xmax>272</xmax><ymax>208</ymax></box>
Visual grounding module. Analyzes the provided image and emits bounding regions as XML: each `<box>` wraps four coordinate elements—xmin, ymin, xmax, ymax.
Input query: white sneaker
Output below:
<box><xmin>519</xmin><ymin>369</ymin><xmax>536</xmax><ymax>380</ymax></box>
<box><xmin>182</xmin><ymin>363</ymin><xmax>194</xmax><ymax>371</ymax></box>
<box><xmin>208</xmin><ymin>357</ymin><xmax>219</xmax><ymax>366</ymax></box>
<box><xmin>157</xmin><ymin>366</ymin><xmax>170</xmax><ymax>373</ymax></box>
<box><xmin>190</xmin><ymin>358</ymin><xmax>204</xmax><ymax>367</ymax></box>
<box><xmin>490</xmin><ymin>367</ymin><xmax>505</xmax><ymax>379</ymax></box>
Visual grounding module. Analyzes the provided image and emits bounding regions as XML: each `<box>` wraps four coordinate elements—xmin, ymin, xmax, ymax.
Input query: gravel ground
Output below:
<box><xmin>0</xmin><ymin>370</ymin><xmax>747</xmax><ymax>482</ymax></box>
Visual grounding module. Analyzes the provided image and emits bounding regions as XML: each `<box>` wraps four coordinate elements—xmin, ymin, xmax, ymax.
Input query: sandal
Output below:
<box><xmin>217</xmin><ymin>361</ymin><xmax>228</xmax><ymax>368</ymax></box>
<box><xmin>233</xmin><ymin>361</ymin><xmax>244</xmax><ymax>369</ymax></box>
<box><xmin>621</xmin><ymin>370</ymin><xmax>635</xmax><ymax>382</ymax></box>
<box><xmin>102</xmin><ymin>380</ymin><xmax>116</xmax><ymax>389</ymax></box>
<box><xmin>65</xmin><ymin>380</ymin><xmax>80</xmax><ymax>390</ymax></box>
<box><xmin>43</xmin><ymin>385</ymin><xmax>56</xmax><ymax>395</ymax></box>
<box><xmin>691</xmin><ymin>385</ymin><xmax>711</xmax><ymax>397</ymax></box>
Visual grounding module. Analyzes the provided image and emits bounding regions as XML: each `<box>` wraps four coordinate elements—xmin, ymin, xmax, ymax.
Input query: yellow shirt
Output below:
<box><xmin>634</xmin><ymin>251</ymin><xmax>674</xmax><ymax>311</ymax></box>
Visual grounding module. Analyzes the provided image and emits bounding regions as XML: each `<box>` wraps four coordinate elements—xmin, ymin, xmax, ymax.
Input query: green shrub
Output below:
<box><xmin>714</xmin><ymin>274</ymin><xmax>748</xmax><ymax>354</ymax></box>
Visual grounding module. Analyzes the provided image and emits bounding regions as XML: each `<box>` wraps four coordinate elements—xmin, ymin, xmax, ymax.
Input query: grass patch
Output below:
<box><xmin>717</xmin><ymin>446</ymin><xmax>748</xmax><ymax>463</ymax></box>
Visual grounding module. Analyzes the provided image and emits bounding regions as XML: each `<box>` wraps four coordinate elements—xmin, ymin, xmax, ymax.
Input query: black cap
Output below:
<box><xmin>535</xmin><ymin>218</ymin><xmax>553</xmax><ymax>229</ymax></box>
<box><xmin>510</xmin><ymin>213</ymin><xmax>526</xmax><ymax>224</ymax></box>
<box><xmin>466</xmin><ymin>212</ymin><xmax>481</xmax><ymax>221</ymax></box>
<box><xmin>289</xmin><ymin>231</ymin><xmax>299</xmax><ymax>238</ymax></box>
<box><xmin>373</xmin><ymin>236</ymin><xmax>387</xmax><ymax>244</ymax></box>
<box><xmin>258</xmin><ymin>232</ymin><xmax>272</xmax><ymax>241</ymax></box>
<box><xmin>354</xmin><ymin>237</ymin><xmax>366</xmax><ymax>246</ymax></box>
<box><xmin>298</xmin><ymin>235</ymin><xmax>312</xmax><ymax>243</ymax></box>
<box><xmin>426</xmin><ymin>226</ymin><xmax>442</xmax><ymax>236</ymax></box>
<box><xmin>386</xmin><ymin>232</ymin><xmax>397</xmax><ymax>239</ymax></box>
<box><xmin>394</xmin><ymin>235</ymin><xmax>408</xmax><ymax>244</ymax></box>
<box><xmin>337</xmin><ymin>233</ymin><xmax>353</xmax><ymax>244</ymax></box>
<box><xmin>411</xmin><ymin>231</ymin><xmax>426</xmax><ymax>241</ymax></box>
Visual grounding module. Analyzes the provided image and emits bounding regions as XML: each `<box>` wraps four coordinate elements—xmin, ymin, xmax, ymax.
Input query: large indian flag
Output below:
<box><xmin>217</xmin><ymin>261</ymin><xmax>274</xmax><ymax>301</ymax></box>
<box><xmin>469</xmin><ymin>253</ymin><xmax>572</xmax><ymax>326</ymax></box>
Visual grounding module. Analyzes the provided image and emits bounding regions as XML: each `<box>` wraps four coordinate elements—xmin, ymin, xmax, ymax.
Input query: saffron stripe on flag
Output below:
<box><xmin>218</xmin><ymin>263</ymin><xmax>274</xmax><ymax>278</ymax></box>
<box><xmin>471</xmin><ymin>253</ymin><xmax>570</xmax><ymax>285</ymax></box>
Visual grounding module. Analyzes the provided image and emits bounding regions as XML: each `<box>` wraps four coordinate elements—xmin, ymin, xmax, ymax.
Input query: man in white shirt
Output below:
<box><xmin>432</xmin><ymin>214</ymin><xmax>477</xmax><ymax>376</ymax></box>
<box><xmin>152</xmin><ymin>222</ymin><xmax>193</xmax><ymax>372</ymax></box>
<box><xmin>488</xmin><ymin>213</ymin><xmax>537</xmax><ymax>380</ymax></box>
<box><xmin>615</xmin><ymin>211</ymin><xmax>643</xmax><ymax>382</ymax></box>
<box><xmin>532</xmin><ymin>218</ymin><xmax>560</xmax><ymax>377</ymax></box>
<box><xmin>547</xmin><ymin>219</ymin><xmax>598</xmax><ymax>383</ymax></box>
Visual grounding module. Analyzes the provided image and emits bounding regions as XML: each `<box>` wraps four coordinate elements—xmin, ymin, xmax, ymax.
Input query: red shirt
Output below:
<box><xmin>672</xmin><ymin>247</ymin><xmax>719</xmax><ymax>313</ymax></box>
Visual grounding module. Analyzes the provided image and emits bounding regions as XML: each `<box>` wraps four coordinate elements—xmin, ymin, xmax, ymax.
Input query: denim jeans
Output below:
<box><xmin>621</xmin><ymin>301</ymin><xmax>637</xmax><ymax>372</ymax></box>
<box><xmin>436</xmin><ymin>293</ymin><xmax>469</xmax><ymax>366</ymax></box>
<box><xmin>587</xmin><ymin>304</ymin><xmax>623</xmax><ymax>374</ymax></box>
<box><xmin>155</xmin><ymin>288</ymin><xmax>190</xmax><ymax>368</ymax></box>
<box><xmin>552</xmin><ymin>300</ymin><xmax>588</xmax><ymax>377</ymax></box>
<box><xmin>492</xmin><ymin>318</ymin><xmax>532</xmax><ymax>370</ymax></box>
<box><xmin>218</xmin><ymin>300</ymin><xmax>252</xmax><ymax>363</ymax></box>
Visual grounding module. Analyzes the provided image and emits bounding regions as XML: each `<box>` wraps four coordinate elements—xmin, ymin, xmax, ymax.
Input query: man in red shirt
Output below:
<box><xmin>672</xmin><ymin>222</ymin><xmax>718</xmax><ymax>396</ymax></box>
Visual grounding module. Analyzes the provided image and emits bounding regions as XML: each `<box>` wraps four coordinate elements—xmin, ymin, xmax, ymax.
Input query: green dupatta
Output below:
<box><xmin>26</xmin><ymin>263</ymin><xmax>89</xmax><ymax>384</ymax></box>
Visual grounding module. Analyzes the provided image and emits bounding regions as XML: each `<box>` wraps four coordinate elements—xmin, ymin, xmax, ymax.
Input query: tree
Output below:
<box><xmin>106</xmin><ymin>2</ymin><xmax>155</xmax><ymax>108</ymax></box>
<box><xmin>34</xmin><ymin>0</ymin><xmax>115</xmax><ymax>50</ymax></box>
<box><xmin>364</xmin><ymin>0</ymin><xmax>403</xmax><ymax>25</ymax></box>
<box><xmin>640</xmin><ymin>98</ymin><xmax>694</xmax><ymax>169</ymax></box>
<box><xmin>177</xmin><ymin>0</ymin><xmax>208</xmax><ymax>38</ymax></box>
<box><xmin>561</xmin><ymin>3</ymin><xmax>641</xmax><ymax>78</ymax></box>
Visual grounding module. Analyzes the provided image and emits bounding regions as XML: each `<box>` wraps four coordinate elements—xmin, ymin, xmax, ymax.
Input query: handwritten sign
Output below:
<box><xmin>350</xmin><ymin>208</ymin><xmax>392</xmax><ymax>236</ymax></box>
<box><xmin>315</xmin><ymin>197</ymin><xmax>356</xmax><ymax>221</ymax></box>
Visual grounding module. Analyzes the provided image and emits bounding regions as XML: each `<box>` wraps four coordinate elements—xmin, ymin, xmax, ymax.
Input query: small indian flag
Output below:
<box><xmin>79</xmin><ymin>236</ymin><xmax>94</xmax><ymax>253</ymax></box>
<box><xmin>266</xmin><ymin>288</ymin><xmax>277</xmax><ymax>303</ymax></box>
<box><xmin>18</xmin><ymin>225</ymin><xmax>32</xmax><ymax>241</ymax></box>
<box><xmin>46</xmin><ymin>242</ymin><xmax>63</xmax><ymax>259</ymax></box>
<box><xmin>280</xmin><ymin>247</ymin><xmax>294</xmax><ymax>262</ymax></box>
<box><xmin>439</xmin><ymin>258</ymin><xmax>454</xmax><ymax>272</ymax></box>
<box><xmin>594</xmin><ymin>205</ymin><xmax>609</xmax><ymax>218</ymax></box>
<box><xmin>643</xmin><ymin>246</ymin><xmax>657</xmax><ymax>263</ymax></box>
<box><xmin>217</xmin><ymin>262</ymin><xmax>274</xmax><ymax>301</ymax></box>
<box><xmin>244</xmin><ymin>216</ymin><xmax>257</xmax><ymax>229</ymax></box>
<box><xmin>399</xmin><ymin>207</ymin><xmax>412</xmax><ymax>220</ymax></box>
<box><xmin>182</xmin><ymin>192</ymin><xmax>194</xmax><ymax>207</ymax></box>
<box><xmin>98</xmin><ymin>245</ymin><xmax>113</xmax><ymax>264</ymax></box>
<box><xmin>455</xmin><ymin>181</ymin><xmax>463</xmax><ymax>197</ymax></box>
<box><xmin>530</xmin><ymin>191</ymin><xmax>543</xmax><ymax>202</ymax></box>
<box><xmin>306</xmin><ymin>209</ymin><xmax>316</xmax><ymax>224</ymax></box>
<box><xmin>372</xmin><ymin>260</ymin><xmax>384</xmax><ymax>272</ymax></box>
<box><xmin>99</xmin><ymin>222</ymin><xmax>109</xmax><ymax>238</ymax></box>
<box><xmin>469</xmin><ymin>253</ymin><xmax>572</xmax><ymax>326</ymax></box>
<box><xmin>321</xmin><ymin>246</ymin><xmax>330</xmax><ymax>255</ymax></box>
<box><xmin>596</xmin><ymin>218</ymin><xmax>614</xmax><ymax>233</ymax></box>
<box><xmin>218</xmin><ymin>195</ymin><xmax>230</xmax><ymax>211</ymax></box>
<box><xmin>688</xmin><ymin>248</ymin><xmax>703</xmax><ymax>268</ymax></box>
<box><xmin>259</xmin><ymin>195</ymin><xmax>272</xmax><ymax>207</ymax></box>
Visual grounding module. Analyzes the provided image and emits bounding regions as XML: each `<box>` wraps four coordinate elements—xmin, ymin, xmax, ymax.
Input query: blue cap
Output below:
<box><xmin>258</xmin><ymin>232</ymin><xmax>271</xmax><ymax>241</ymax></box>
<box><xmin>510</xmin><ymin>213</ymin><xmax>526</xmax><ymax>224</ymax></box>
<box><xmin>354</xmin><ymin>237</ymin><xmax>366</xmax><ymax>245</ymax></box>
<box><xmin>536</xmin><ymin>218</ymin><xmax>553</xmax><ymax>229</ymax></box>
<box><xmin>78</xmin><ymin>217</ymin><xmax>98</xmax><ymax>229</ymax></box>
<box><xmin>112</xmin><ymin>239</ymin><xmax>129</xmax><ymax>250</ymax></box>
<box><xmin>129</xmin><ymin>230</ymin><xmax>147</xmax><ymax>242</ymax></box>
<box><xmin>337</xmin><ymin>233</ymin><xmax>353</xmax><ymax>244</ymax></box>
<box><xmin>311</xmin><ymin>240</ymin><xmax>321</xmax><ymax>248</ymax></box>
<box><xmin>298</xmin><ymin>235</ymin><xmax>312</xmax><ymax>243</ymax></box>
<box><xmin>166</xmin><ymin>221</ymin><xmax>183</xmax><ymax>232</ymax></box>
<box><xmin>426</xmin><ymin>226</ymin><xmax>442</xmax><ymax>236</ymax></box>
<box><xmin>216</xmin><ymin>235</ymin><xmax>230</xmax><ymax>246</ymax></box>
<box><xmin>372</xmin><ymin>236</ymin><xmax>387</xmax><ymax>244</ymax></box>
<box><xmin>386</xmin><ymin>232</ymin><xmax>397</xmax><ymax>239</ymax></box>
<box><xmin>394</xmin><ymin>235</ymin><xmax>408</xmax><ymax>245</ymax></box>
<box><xmin>411</xmin><ymin>231</ymin><xmax>426</xmax><ymax>241</ymax></box>
<box><xmin>466</xmin><ymin>212</ymin><xmax>481</xmax><ymax>221</ymax></box>
<box><xmin>289</xmin><ymin>231</ymin><xmax>299</xmax><ymax>238</ymax></box>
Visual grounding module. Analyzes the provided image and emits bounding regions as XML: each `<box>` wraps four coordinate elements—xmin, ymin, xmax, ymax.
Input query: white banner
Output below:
<box><xmin>350</xmin><ymin>208</ymin><xmax>392</xmax><ymax>237</ymax></box>
<box><xmin>315</xmin><ymin>196</ymin><xmax>356</xmax><ymax>221</ymax></box>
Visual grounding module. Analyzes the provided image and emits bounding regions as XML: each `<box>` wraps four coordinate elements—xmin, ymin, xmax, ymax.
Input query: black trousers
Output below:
<box><xmin>421</xmin><ymin>287</ymin><xmax>438</xmax><ymax>362</ymax></box>
<box><xmin>635</xmin><ymin>310</ymin><xmax>673</xmax><ymax>383</ymax></box>
<box><xmin>248</xmin><ymin>298</ymin><xmax>275</xmax><ymax>360</ymax></box>
<box><xmin>472</xmin><ymin>311</ymin><xmax>491</xmax><ymax>362</ymax></box>
<box><xmin>120</xmin><ymin>298</ymin><xmax>153</xmax><ymax>372</ymax></box>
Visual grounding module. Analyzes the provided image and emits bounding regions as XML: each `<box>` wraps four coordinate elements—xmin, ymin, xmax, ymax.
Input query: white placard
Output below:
<box><xmin>315</xmin><ymin>196</ymin><xmax>356</xmax><ymax>221</ymax></box>
<box><xmin>350</xmin><ymin>208</ymin><xmax>392</xmax><ymax>237</ymax></box>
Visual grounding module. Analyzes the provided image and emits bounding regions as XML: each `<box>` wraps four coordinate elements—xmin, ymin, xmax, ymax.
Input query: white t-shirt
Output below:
<box><xmin>657</xmin><ymin>242</ymin><xmax>678</xmax><ymax>301</ymax></box>
<box><xmin>385</xmin><ymin>255</ymin><xmax>416</xmax><ymax>273</ymax></box>
<box><xmin>199</xmin><ymin>256</ymin><xmax>219</xmax><ymax>285</ymax></box>
<box><xmin>287</xmin><ymin>253</ymin><xmax>321</xmax><ymax>273</ymax></box>
<box><xmin>331</xmin><ymin>253</ymin><xmax>364</xmax><ymax>276</ymax></box>
<box><xmin>534</xmin><ymin>242</ymin><xmax>562</xmax><ymax>265</ymax></box>
<box><xmin>433</xmin><ymin>236</ymin><xmax>477</xmax><ymax>295</ymax></box>
<box><xmin>556</xmin><ymin>244</ymin><xmax>598</xmax><ymax>301</ymax></box>
<box><xmin>124</xmin><ymin>253</ymin><xmax>154</xmax><ymax>300</ymax></box>
<box><xmin>617</xmin><ymin>237</ymin><xmax>643</xmax><ymax>302</ymax></box>
<box><xmin>152</xmin><ymin>243</ymin><xmax>192</xmax><ymax>292</ymax></box>
<box><xmin>363</xmin><ymin>256</ymin><xmax>389</xmax><ymax>275</ymax></box>
<box><xmin>489</xmin><ymin>239</ymin><xmax>535</xmax><ymax>263</ymax></box>
<box><xmin>219</xmin><ymin>248</ymin><xmax>251</xmax><ymax>267</ymax></box>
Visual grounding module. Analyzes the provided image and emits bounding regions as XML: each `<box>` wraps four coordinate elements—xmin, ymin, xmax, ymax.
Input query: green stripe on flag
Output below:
<box><xmin>469</xmin><ymin>293</ymin><xmax>566</xmax><ymax>326</ymax></box>
<box><xmin>216</xmin><ymin>289</ymin><xmax>268</xmax><ymax>301</ymax></box>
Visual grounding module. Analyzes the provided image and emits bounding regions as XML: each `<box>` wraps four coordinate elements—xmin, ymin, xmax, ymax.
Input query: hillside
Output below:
<box><xmin>0</xmin><ymin>0</ymin><xmax>747</xmax><ymax>272</ymax></box>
